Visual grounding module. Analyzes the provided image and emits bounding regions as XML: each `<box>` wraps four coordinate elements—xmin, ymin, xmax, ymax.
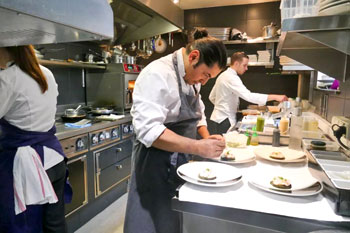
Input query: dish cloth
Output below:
<box><xmin>13</xmin><ymin>146</ymin><xmax>58</xmax><ymax>215</ymax></box>
<box><xmin>64</xmin><ymin>119</ymin><xmax>91</xmax><ymax>128</ymax></box>
<box><xmin>95</xmin><ymin>114</ymin><xmax>125</xmax><ymax>121</ymax></box>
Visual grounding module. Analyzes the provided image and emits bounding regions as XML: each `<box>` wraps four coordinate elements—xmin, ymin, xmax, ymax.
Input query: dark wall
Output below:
<box><xmin>35</xmin><ymin>42</ymin><xmax>102</xmax><ymax>106</ymax></box>
<box><xmin>185</xmin><ymin>2</ymin><xmax>281</xmax><ymax>38</ymax></box>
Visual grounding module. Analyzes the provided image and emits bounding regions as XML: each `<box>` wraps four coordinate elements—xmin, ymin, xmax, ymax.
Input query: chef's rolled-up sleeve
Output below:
<box><xmin>197</xmin><ymin>95</ymin><xmax>207</xmax><ymax>127</ymax></box>
<box><xmin>131</xmin><ymin>68</ymin><xmax>177</xmax><ymax>148</ymax></box>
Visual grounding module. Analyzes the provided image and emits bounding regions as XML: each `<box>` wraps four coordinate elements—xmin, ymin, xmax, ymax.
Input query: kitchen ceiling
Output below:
<box><xmin>177</xmin><ymin>0</ymin><xmax>280</xmax><ymax>9</ymax></box>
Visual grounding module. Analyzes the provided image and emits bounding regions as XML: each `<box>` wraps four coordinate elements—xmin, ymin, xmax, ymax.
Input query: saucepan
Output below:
<box><xmin>91</xmin><ymin>107</ymin><xmax>114</xmax><ymax>115</ymax></box>
<box><xmin>62</xmin><ymin>105</ymin><xmax>86</xmax><ymax>121</ymax></box>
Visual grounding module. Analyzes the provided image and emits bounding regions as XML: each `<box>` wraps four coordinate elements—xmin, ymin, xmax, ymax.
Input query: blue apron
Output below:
<box><xmin>0</xmin><ymin>119</ymin><xmax>72</xmax><ymax>233</ymax></box>
<box><xmin>124</xmin><ymin>52</ymin><xmax>202</xmax><ymax>233</ymax></box>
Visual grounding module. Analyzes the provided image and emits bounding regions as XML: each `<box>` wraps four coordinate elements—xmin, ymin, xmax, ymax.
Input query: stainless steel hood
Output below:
<box><xmin>110</xmin><ymin>0</ymin><xmax>183</xmax><ymax>45</ymax></box>
<box><xmin>0</xmin><ymin>0</ymin><xmax>114</xmax><ymax>47</ymax></box>
<box><xmin>277</xmin><ymin>15</ymin><xmax>350</xmax><ymax>82</ymax></box>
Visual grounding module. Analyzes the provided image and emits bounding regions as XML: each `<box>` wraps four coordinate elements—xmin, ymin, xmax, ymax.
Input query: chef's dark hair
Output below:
<box><xmin>186</xmin><ymin>28</ymin><xmax>227</xmax><ymax>70</ymax></box>
<box><xmin>230</xmin><ymin>52</ymin><xmax>249</xmax><ymax>65</ymax></box>
<box><xmin>6</xmin><ymin>45</ymin><xmax>48</xmax><ymax>93</ymax></box>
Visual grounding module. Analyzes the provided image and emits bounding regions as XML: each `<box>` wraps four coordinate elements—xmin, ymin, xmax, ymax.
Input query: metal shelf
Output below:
<box><xmin>39</xmin><ymin>59</ymin><xmax>106</xmax><ymax>69</ymax></box>
<box><xmin>223</xmin><ymin>39</ymin><xmax>279</xmax><ymax>44</ymax></box>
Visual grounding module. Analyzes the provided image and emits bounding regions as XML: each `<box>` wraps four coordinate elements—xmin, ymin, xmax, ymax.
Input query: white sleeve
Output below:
<box><xmin>225</xmin><ymin>77</ymin><xmax>268</xmax><ymax>106</ymax></box>
<box><xmin>208</xmin><ymin>83</ymin><xmax>216</xmax><ymax>104</ymax></box>
<box><xmin>131</xmin><ymin>69</ymin><xmax>175</xmax><ymax>148</ymax></box>
<box><xmin>0</xmin><ymin>71</ymin><xmax>16</xmax><ymax>118</ymax></box>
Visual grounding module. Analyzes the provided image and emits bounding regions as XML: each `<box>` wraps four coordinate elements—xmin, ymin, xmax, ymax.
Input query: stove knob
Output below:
<box><xmin>111</xmin><ymin>128</ymin><xmax>119</xmax><ymax>138</ymax></box>
<box><xmin>99</xmin><ymin>132</ymin><xmax>105</xmax><ymax>142</ymax></box>
<box><xmin>123</xmin><ymin>125</ymin><xmax>129</xmax><ymax>134</ymax></box>
<box><xmin>92</xmin><ymin>134</ymin><xmax>98</xmax><ymax>144</ymax></box>
<box><xmin>105</xmin><ymin>131</ymin><xmax>111</xmax><ymax>139</ymax></box>
<box><xmin>129</xmin><ymin>125</ymin><xmax>134</xmax><ymax>133</ymax></box>
<box><xmin>76</xmin><ymin>138</ymin><xmax>85</xmax><ymax>150</ymax></box>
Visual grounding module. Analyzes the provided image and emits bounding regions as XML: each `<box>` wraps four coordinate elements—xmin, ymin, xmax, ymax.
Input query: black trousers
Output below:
<box><xmin>43</xmin><ymin>160</ymin><xmax>67</xmax><ymax>233</ymax></box>
<box><xmin>212</xmin><ymin>118</ymin><xmax>231</xmax><ymax>135</ymax></box>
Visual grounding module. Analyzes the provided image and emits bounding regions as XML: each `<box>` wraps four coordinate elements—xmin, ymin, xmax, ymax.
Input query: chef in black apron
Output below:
<box><xmin>124</xmin><ymin>28</ymin><xmax>227</xmax><ymax>233</ymax></box>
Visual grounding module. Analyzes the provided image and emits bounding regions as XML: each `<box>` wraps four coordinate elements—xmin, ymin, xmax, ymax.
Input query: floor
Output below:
<box><xmin>75</xmin><ymin>193</ymin><xmax>128</xmax><ymax>233</ymax></box>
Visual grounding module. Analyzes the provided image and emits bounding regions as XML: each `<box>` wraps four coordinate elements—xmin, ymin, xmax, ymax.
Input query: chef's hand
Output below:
<box><xmin>207</xmin><ymin>134</ymin><xmax>225</xmax><ymax>141</ymax></box>
<box><xmin>195</xmin><ymin>138</ymin><xmax>226</xmax><ymax>158</ymax></box>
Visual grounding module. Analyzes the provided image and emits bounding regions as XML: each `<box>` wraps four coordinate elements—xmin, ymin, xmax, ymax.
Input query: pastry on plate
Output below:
<box><xmin>269</xmin><ymin>151</ymin><xmax>285</xmax><ymax>160</ymax></box>
<box><xmin>270</xmin><ymin>176</ymin><xmax>292</xmax><ymax>189</ymax></box>
<box><xmin>198</xmin><ymin>168</ymin><xmax>216</xmax><ymax>180</ymax></box>
<box><xmin>221</xmin><ymin>148</ymin><xmax>236</xmax><ymax>161</ymax></box>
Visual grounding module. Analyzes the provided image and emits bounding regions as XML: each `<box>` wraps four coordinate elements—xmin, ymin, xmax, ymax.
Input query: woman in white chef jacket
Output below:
<box><xmin>0</xmin><ymin>45</ymin><xmax>70</xmax><ymax>233</ymax></box>
<box><xmin>209</xmin><ymin>52</ymin><xmax>288</xmax><ymax>134</ymax></box>
<box><xmin>124</xmin><ymin>29</ymin><xmax>227</xmax><ymax>233</ymax></box>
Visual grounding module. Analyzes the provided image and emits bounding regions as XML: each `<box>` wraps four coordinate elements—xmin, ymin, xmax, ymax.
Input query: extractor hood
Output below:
<box><xmin>110</xmin><ymin>0</ymin><xmax>184</xmax><ymax>45</ymax></box>
<box><xmin>0</xmin><ymin>0</ymin><xmax>113</xmax><ymax>47</ymax></box>
<box><xmin>277</xmin><ymin>15</ymin><xmax>350</xmax><ymax>82</ymax></box>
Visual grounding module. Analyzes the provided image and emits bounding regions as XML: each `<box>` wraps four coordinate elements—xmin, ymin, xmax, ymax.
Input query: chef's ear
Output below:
<box><xmin>188</xmin><ymin>49</ymin><xmax>200</xmax><ymax>66</ymax></box>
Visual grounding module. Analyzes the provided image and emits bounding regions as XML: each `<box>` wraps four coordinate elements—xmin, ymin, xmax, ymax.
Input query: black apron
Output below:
<box><xmin>124</xmin><ymin>52</ymin><xmax>202</xmax><ymax>233</ymax></box>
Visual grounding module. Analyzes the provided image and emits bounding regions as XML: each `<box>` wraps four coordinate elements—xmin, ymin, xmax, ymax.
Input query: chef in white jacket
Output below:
<box><xmin>209</xmin><ymin>52</ymin><xmax>288</xmax><ymax>134</ymax></box>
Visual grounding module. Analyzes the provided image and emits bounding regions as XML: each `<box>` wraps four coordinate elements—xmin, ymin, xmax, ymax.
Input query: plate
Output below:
<box><xmin>249</xmin><ymin>181</ymin><xmax>323</xmax><ymax>197</ymax></box>
<box><xmin>254</xmin><ymin>146</ymin><xmax>306</xmax><ymax>163</ymax></box>
<box><xmin>211</xmin><ymin>148</ymin><xmax>256</xmax><ymax>164</ymax></box>
<box><xmin>177</xmin><ymin>161</ymin><xmax>242</xmax><ymax>187</ymax></box>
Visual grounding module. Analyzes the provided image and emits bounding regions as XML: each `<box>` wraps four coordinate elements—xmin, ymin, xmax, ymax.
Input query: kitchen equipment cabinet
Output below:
<box><xmin>94</xmin><ymin>139</ymin><xmax>133</xmax><ymax>197</ymax></box>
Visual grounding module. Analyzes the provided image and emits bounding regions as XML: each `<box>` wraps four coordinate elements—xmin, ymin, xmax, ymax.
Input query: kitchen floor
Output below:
<box><xmin>75</xmin><ymin>193</ymin><xmax>128</xmax><ymax>233</ymax></box>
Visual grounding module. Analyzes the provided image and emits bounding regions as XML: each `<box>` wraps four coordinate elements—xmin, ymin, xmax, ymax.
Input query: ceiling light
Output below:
<box><xmin>173</xmin><ymin>0</ymin><xmax>179</xmax><ymax>4</ymax></box>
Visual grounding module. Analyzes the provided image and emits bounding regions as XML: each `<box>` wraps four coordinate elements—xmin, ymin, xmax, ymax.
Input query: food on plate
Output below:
<box><xmin>310</xmin><ymin>140</ymin><xmax>326</xmax><ymax>150</ymax></box>
<box><xmin>198</xmin><ymin>168</ymin><xmax>216</xmax><ymax>180</ymax></box>
<box><xmin>270</xmin><ymin>176</ymin><xmax>292</xmax><ymax>189</ymax></box>
<box><xmin>224</xmin><ymin>131</ymin><xmax>247</xmax><ymax>148</ymax></box>
<box><xmin>267</xmin><ymin>106</ymin><xmax>281</xmax><ymax>113</ymax></box>
<box><xmin>269</xmin><ymin>151</ymin><xmax>285</xmax><ymax>160</ymax></box>
<box><xmin>221</xmin><ymin>148</ymin><xmax>236</xmax><ymax>161</ymax></box>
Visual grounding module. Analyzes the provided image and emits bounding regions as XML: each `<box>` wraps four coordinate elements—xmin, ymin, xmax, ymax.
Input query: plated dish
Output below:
<box><xmin>177</xmin><ymin>161</ymin><xmax>242</xmax><ymax>187</ymax></box>
<box><xmin>254</xmin><ymin>146</ymin><xmax>306</xmax><ymax>163</ymax></box>
<box><xmin>211</xmin><ymin>148</ymin><xmax>256</xmax><ymax>164</ymax></box>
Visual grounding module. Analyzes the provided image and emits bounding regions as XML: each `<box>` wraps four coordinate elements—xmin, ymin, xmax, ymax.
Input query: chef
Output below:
<box><xmin>0</xmin><ymin>45</ymin><xmax>71</xmax><ymax>233</ymax></box>
<box><xmin>123</xmin><ymin>28</ymin><xmax>227</xmax><ymax>233</ymax></box>
<box><xmin>209</xmin><ymin>52</ymin><xmax>288</xmax><ymax>134</ymax></box>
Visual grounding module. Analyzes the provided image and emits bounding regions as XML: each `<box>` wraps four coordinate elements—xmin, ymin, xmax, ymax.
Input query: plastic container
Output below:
<box><xmin>302</xmin><ymin>139</ymin><xmax>340</xmax><ymax>151</ymax></box>
<box><xmin>272</xmin><ymin>126</ymin><xmax>281</xmax><ymax>147</ymax></box>
<box><xmin>279</xmin><ymin>117</ymin><xmax>289</xmax><ymax>135</ymax></box>
<box><xmin>289</xmin><ymin>107</ymin><xmax>303</xmax><ymax>150</ymax></box>
<box><xmin>280</xmin><ymin>0</ymin><xmax>320</xmax><ymax>23</ymax></box>
<box><xmin>256</xmin><ymin>115</ymin><xmax>265</xmax><ymax>132</ymax></box>
<box><xmin>250</xmin><ymin>127</ymin><xmax>259</xmax><ymax>146</ymax></box>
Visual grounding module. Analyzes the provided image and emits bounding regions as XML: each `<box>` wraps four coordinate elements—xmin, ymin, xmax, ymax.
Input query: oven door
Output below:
<box><xmin>124</xmin><ymin>73</ymin><xmax>137</xmax><ymax>110</ymax></box>
<box><xmin>65</xmin><ymin>154</ymin><xmax>88</xmax><ymax>216</ymax></box>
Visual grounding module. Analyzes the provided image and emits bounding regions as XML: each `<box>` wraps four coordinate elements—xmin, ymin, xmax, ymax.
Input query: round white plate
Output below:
<box><xmin>249</xmin><ymin>180</ymin><xmax>323</xmax><ymax>197</ymax></box>
<box><xmin>177</xmin><ymin>161</ymin><xmax>242</xmax><ymax>187</ymax></box>
<box><xmin>254</xmin><ymin>146</ymin><xmax>306</xmax><ymax>163</ymax></box>
<box><xmin>211</xmin><ymin>148</ymin><xmax>256</xmax><ymax>164</ymax></box>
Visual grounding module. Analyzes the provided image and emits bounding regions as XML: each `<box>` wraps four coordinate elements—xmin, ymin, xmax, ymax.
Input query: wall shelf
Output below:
<box><xmin>39</xmin><ymin>59</ymin><xmax>106</xmax><ymax>69</ymax></box>
<box><xmin>223</xmin><ymin>39</ymin><xmax>279</xmax><ymax>45</ymax></box>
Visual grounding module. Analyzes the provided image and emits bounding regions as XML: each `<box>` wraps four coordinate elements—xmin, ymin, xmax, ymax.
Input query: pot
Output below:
<box><xmin>91</xmin><ymin>108</ymin><xmax>114</xmax><ymax>115</ymax></box>
<box><xmin>111</xmin><ymin>54</ymin><xmax>124</xmax><ymax>63</ymax></box>
<box><xmin>124</xmin><ymin>55</ymin><xmax>136</xmax><ymax>64</ymax></box>
<box><xmin>262</xmin><ymin>23</ymin><xmax>278</xmax><ymax>39</ymax></box>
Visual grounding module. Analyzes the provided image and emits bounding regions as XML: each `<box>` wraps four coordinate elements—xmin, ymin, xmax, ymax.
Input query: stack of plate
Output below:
<box><xmin>319</xmin><ymin>0</ymin><xmax>350</xmax><ymax>15</ymax></box>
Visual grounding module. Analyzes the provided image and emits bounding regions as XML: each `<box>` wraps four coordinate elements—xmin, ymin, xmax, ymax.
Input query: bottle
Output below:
<box><xmin>289</xmin><ymin>107</ymin><xmax>303</xmax><ymax>150</ymax></box>
<box><xmin>245</xmin><ymin>130</ymin><xmax>251</xmax><ymax>145</ymax></box>
<box><xmin>250</xmin><ymin>126</ymin><xmax>259</xmax><ymax>146</ymax></box>
<box><xmin>279</xmin><ymin>117</ymin><xmax>289</xmax><ymax>135</ymax></box>
<box><xmin>256</xmin><ymin>114</ymin><xmax>265</xmax><ymax>132</ymax></box>
<box><xmin>272</xmin><ymin>126</ymin><xmax>280</xmax><ymax>147</ymax></box>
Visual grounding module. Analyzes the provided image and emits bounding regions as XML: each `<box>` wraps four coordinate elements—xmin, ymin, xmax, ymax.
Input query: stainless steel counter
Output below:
<box><xmin>55</xmin><ymin>115</ymin><xmax>132</xmax><ymax>140</ymax></box>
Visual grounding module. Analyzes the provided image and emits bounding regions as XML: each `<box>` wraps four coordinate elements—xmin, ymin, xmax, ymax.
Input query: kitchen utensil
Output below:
<box><xmin>262</xmin><ymin>23</ymin><xmax>278</xmax><ymax>39</ymax></box>
<box><xmin>130</xmin><ymin>42</ymin><xmax>136</xmax><ymax>51</ymax></box>
<box><xmin>91</xmin><ymin>108</ymin><xmax>114</xmax><ymax>115</ymax></box>
<box><xmin>154</xmin><ymin>35</ymin><xmax>167</xmax><ymax>53</ymax></box>
<box><xmin>65</xmin><ymin>105</ymin><xmax>83</xmax><ymax>117</ymax></box>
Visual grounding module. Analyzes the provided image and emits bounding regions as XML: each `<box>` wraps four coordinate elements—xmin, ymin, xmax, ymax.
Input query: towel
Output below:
<box><xmin>64</xmin><ymin>119</ymin><xmax>91</xmax><ymax>128</ymax></box>
<box><xmin>13</xmin><ymin>146</ymin><xmax>58</xmax><ymax>215</ymax></box>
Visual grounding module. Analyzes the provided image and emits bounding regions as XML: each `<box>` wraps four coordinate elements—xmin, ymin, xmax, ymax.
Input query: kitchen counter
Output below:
<box><xmin>172</xmin><ymin>145</ymin><xmax>350</xmax><ymax>233</ymax></box>
<box><xmin>55</xmin><ymin>114</ymin><xmax>132</xmax><ymax>140</ymax></box>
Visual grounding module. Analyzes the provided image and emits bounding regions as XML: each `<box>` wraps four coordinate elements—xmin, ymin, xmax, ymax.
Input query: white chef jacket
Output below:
<box><xmin>209</xmin><ymin>67</ymin><xmax>268</xmax><ymax>126</ymax></box>
<box><xmin>0</xmin><ymin>63</ymin><xmax>63</xmax><ymax>169</ymax></box>
<box><xmin>131</xmin><ymin>48</ymin><xmax>207</xmax><ymax>148</ymax></box>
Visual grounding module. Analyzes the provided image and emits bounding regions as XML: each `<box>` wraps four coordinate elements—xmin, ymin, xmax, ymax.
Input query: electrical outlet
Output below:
<box><xmin>331</xmin><ymin>116</ymin><xmax>350</xmax><ymax>140</ymax></box>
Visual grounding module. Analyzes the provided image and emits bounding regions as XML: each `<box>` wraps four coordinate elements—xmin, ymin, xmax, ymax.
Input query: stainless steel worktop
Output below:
<box><xmin>55</xmin><ymin>115</ymin><xmax>132</xmax><ymax>140</ymax></box>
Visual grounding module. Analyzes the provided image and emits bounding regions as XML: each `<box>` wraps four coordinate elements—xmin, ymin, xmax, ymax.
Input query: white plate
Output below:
<box><xmin>249</xmin><ymin>181</ymin><xmax>323</xmax><ymax>197</ymax></box>
<box><xmin>254</xmin><ymin>146</ymin><xmax>306</xmax><ymax>163</ymax></box>
<box><xmin>211</xmin><ymin>148</ymin><xmax>256</xmax><ymax>164</ymax></box>
<box><xmin>177</xmin><ymin>161</ymin><xmax>242</xmax><ymax>186</ymax></box>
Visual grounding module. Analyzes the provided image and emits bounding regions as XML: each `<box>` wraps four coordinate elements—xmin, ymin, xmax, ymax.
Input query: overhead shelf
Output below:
<box><xmin>277</xmin><ymin>15</ymin><xmax>350</xmax><ymax>82</ymax></box>
<box><xmin>223</xmin><ymin>39</ymin><xmax>279</xmax><ymax>45</ymax></box>
<box><xmin>39</xmin><ymin>60</ymin><xmax>106</xmax><ymax>69</ymax></box>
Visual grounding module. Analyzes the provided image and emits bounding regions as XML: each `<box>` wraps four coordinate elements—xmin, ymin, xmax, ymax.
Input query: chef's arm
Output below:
<box><xmin>197</xmin><ymin>125</ymin><xmax>210</xmax><ymax>139</ymax></box>
<box><xmin>152</xmin><ymin>128</ymin><xmax>225</xmax><ymax>158</ymax></box>
<box><xmin>267</xmin><ymin>94</ymin><xmax>288</xmax><ymax>102</ymax></box>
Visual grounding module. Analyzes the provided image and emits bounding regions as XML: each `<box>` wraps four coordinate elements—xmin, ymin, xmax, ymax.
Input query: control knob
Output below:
<box><xmin>76</xmin><ymin>138</ymin><xmax>85</xmax><ymax>150</ymax></box>
<box><xmin>98</xmin><ymin>132</ymin><xmax>105</xmax><ymax>142</ymax></box>
<box><xmin>123</xmin><ymin>125</ymin><xmax>129</xmax><ymax>134</ymax></box>
<box><xmin>91</xmin><ymin>134</ymin><xmax>98</xmax><ymax>145</ymax></box>
<box><xmin>111</xmin><ymin>128</ymin><xmax>119</xmax><ymax>138</ymax></box>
